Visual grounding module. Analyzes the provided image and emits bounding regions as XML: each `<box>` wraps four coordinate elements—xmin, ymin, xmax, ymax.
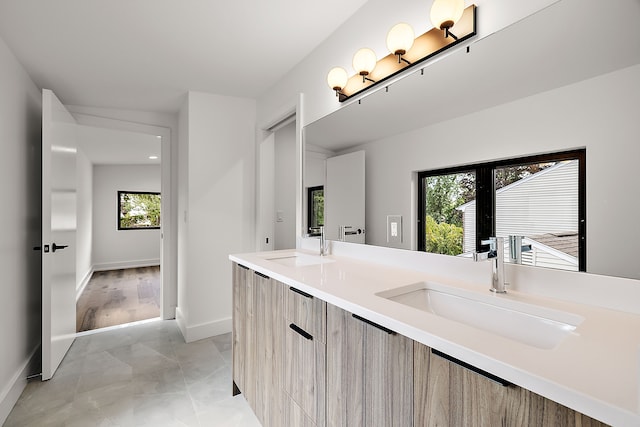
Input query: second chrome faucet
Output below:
<box><xmin>473</xmin><ymin>237</ymin><xmax>507</xmax><ymax>293</ymax></box>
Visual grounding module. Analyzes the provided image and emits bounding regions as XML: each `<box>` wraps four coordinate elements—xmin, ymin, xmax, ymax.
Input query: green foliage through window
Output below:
<box><xmin>118</xmin><ymin>191</ymin><xmax>161</xmax><ymax>230</ymax></box>
<box><xmin>424</xmin><ymin>215</ymin><xmax>463</xmax><ymax>255</ymax></box>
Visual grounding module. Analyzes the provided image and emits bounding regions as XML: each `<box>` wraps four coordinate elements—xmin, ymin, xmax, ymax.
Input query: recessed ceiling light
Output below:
<box><xmin>149</xmin><ymin>155</ymin><xmax>159</xmax><ymax>160</ymax></box>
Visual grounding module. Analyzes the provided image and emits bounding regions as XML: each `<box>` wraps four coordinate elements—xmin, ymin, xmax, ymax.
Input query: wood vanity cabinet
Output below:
<box><xmin>326</xmin><ymin>303</ymin><xmax>414</xmax><ymax>427</ymax></box>
<box><xmin>233</xmin><ymin>263</ymin><xmax>608</xmax><ymax>427</ymax></box>
<box><xmin>414</xmin><ymin>342</ymin><xmax>608</xmax><ymax>427</ymax></box>
<box><xmin>283</xmin><ymin>285</ymin><xmax>327</xmax><ymax>426</ymax></box>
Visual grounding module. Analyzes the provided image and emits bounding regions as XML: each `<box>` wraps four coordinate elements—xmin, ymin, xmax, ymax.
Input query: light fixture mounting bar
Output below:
<box><xmin>339</xmin><ymin>4</ymin><xmax>476</xmax><ymax>103</ymax></box>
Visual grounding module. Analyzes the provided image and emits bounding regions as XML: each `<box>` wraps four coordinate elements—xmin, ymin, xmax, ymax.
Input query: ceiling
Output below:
<box><xmin>0</xmin><ymin>0</ymin><xmax>367</xmax><ymax>113</ymax></box>
<box><xmin>77</xmin><ymin>125</ymin><xmax>161</xmax><ymax>165</ymax></box>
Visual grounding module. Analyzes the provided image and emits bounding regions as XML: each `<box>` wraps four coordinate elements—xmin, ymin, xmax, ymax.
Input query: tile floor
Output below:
<box><xmin>4</xmin><ymin>320</ymin><xmax>261</xmax><ymax>427</ymax></box>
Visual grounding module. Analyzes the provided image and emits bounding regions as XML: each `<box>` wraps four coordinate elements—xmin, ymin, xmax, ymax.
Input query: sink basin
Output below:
<box><xmin>261</xmin><ymin>252</ymin><xmax>335</xmax><ymax>267</ymax></box>
<box><xmin>376</xmin><ymin>282</ymin><xmax>583</xmax><ymax>350</ymax></box>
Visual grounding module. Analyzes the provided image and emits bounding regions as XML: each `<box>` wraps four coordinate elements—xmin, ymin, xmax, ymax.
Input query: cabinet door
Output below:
<box><xmin>232</xmin><ymin>263</ymin><xmax>251</xmax><ymax>396</ymax></box>
<box><xmin>255</xmin><ymin>275</ymin><xmax>284</xmax><ymax>426</ymax></box>
<box><xmin>327</xmin><ymin>304</ymin><xmax>413</xmax><ymax>427</ymax></box>
<box><xmin>414</xmin><ymin>342</ymin><xmax>608</xmax><ymax>427</ymax></box>
<box><xmin>326</xmin><ymin>303</ymin><xmax>364</xmax><ymax>426</ymax></box>
<box><xmin>362</xmin><ymin>315</ymin><xmax>413</xmax><ymax>427</ymax></box>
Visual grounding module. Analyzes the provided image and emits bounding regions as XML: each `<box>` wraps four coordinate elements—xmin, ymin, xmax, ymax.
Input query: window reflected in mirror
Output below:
<box><xmin>418</xmin><ymin>150</ymin><xmax>585</xmax><ymax>272</ymax></box>
<box><xmin>307</xmin><ymin>186</ymin><xmax>324</xmax><ymax>236</ymax></box>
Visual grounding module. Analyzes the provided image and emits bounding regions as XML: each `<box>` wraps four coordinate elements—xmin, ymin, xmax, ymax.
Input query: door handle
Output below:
<box><xmin>52</xmin><ymin>243</ymin><xmax>68</xmax><ymax>252</ymax></box>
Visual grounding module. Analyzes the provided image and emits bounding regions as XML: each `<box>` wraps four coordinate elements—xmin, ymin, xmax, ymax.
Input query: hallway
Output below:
<box><xmin>4</xmin><ymin>320</ymin><xmax>260</xmax><ymax>426</ymax></box>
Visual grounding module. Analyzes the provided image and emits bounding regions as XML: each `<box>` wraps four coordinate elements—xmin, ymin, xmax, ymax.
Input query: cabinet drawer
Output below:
<box><xmin>284</xmin><ymin>285</ymin><xmax>326</xmax><ymax>343</ymax></box>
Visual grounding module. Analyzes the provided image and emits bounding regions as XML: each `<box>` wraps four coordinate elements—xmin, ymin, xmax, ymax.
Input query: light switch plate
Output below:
<box><xmin>387</xmin><ymin>215</ymin><xmax>402</xmax><ymax>244</ymax></box>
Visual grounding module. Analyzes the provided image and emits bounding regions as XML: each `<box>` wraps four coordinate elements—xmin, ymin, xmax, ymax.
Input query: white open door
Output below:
<box><xmin>325</xmin><ymin>151</ymin><xmax>366</xmax><ymax>244</ymax></box>
<box><xmin>42</xmin><ymin>89</ymin><xmax>77</xmax><ymax>380</ymax></box>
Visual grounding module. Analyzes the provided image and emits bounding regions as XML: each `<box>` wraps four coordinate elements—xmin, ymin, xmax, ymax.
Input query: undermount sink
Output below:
<box><xmin>376</xmin><ymin>282</ymin><xmax>583</xmax><ymax>350</ymax></box>
<box><xmin>261</xmin><ymin>252</ymin><xmax>335</xmax><ymax>267</ymax></box>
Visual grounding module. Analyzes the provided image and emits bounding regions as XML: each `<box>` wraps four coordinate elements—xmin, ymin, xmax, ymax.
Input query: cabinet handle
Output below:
<box><xmin>238</xmin><ymin>264</ymin><xmax>249</xmax><ymax>270</ymax></box>
<box><xmin>351</xmin><ymin>314</ymin><xmax>396</xmax><ymax>335</ymax></box>
<box><xmin>289</xmin><ymin>286</ymin><xmax>313</xmax><ymax>299</ymax></box>
<box><xmin>289</xmin><ymin>323</ymin><xmax>313</xmax><ymax>341</ymax></box>
<box><xmin>431</xmin><ymin>349</ymin><xmax>512</xmax><ymax>387</ymax></box>
<box><xmin>254</xmin><ymin>271</ymin><xmax>270</xmax><ymax>279</ymax></box>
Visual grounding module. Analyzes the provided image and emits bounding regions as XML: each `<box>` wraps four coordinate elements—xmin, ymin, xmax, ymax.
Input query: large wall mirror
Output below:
<box><xmin>302</xmin><ymin>0</ymin><xmax>640</xmax><ymax>280</ymax></box>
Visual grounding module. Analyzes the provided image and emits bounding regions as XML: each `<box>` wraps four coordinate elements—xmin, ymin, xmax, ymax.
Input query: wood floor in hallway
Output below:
<box><xmin>76</xmin><ymin>266</ymin><xmax>161</xmax><ymax>332</ymax></box>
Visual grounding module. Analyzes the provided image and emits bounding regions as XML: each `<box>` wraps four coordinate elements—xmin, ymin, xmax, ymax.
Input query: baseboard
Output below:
<box><xmin>76</xmin><ymin>267</ymin><xmax>94</xmax><ymax>302</ymax></box>
<box><xmin>0</xmin><ymin>346</ymin><xmax>39</xmax><ymax>425</ymax></box>
<box><xmin>175</xmin><ymin>307</ymin><xmax>188</xmax><ymax>342</ymax></box>
<box><xmin>92</xmin><ymin>259</ymin><xmax>160</xmax><ymax>272</ymax></box>
<box><xmin>175</xmin><ymin>308</ymin><xmax>231</xmax><ymax>343</ymax></box>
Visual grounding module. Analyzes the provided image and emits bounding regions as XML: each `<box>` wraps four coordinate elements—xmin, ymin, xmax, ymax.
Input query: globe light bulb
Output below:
<box><xmin>430</xmin><ymin>0</ymin><xmax>465</xmax><ymax>31</ymax></box>
<box><xmin>386</xmin><ymin>23</ymin><xmax>415</xmax><ymax>56</ymax></box>
<box><xmin>327</xmin><ymin>67</ymin><xmax>348</xmax><ymax>91</ymax></box>
<box><xmin>352</xmin><ymin>48</ymin><xmax>377</xmax><ymax>76</ymax></box>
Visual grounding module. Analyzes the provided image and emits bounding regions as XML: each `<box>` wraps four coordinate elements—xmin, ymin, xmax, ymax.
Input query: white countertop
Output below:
<box><xmin>230</xmin><ymin>248</ymin><xmax>640</xmax><ymax>426</ymax></box>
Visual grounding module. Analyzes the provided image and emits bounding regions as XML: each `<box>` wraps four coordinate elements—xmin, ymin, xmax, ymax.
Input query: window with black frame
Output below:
<box><xmin>307</xmin><ymin>186</ymin><xmax>324</xmax><ymax>236</ymax></box>
<box><xmin>118</xmin><ymin>191</ymin><xmax>161</xmax><ymax>230</ymax></box>
<box><xmin>418</xmin><ymin>149</ymin><xmax>585</xmax><ymax>272</ymax></box>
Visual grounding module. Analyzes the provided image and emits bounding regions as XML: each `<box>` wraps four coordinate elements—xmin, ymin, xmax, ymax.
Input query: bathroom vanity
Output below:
<box><xmin>229</xmin><ymin>243</ymin><xmax>640</xmax><ymax>426</ymax></box>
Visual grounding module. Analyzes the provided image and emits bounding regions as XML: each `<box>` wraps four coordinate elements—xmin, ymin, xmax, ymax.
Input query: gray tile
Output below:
<box><xmin>211</xmin><ymin>332</ymin><xmax>232</xmax><ymax>353</ymax></box>
<box><xmin>187</xmin><ymin>365</ymin><xmax>233</xmax><ymax>413</ymax></box>
<box><xmin>6</xmin><ymin>320</ymin><xmax>257</xmax><ymax>427</ymax></box>
<box><xmin>130</xmin><ymin>392</ymin><xmax>199</xmax><ymax>426</ymax></box>
<box><xmin>196</xmin><ymin>395</ymin><xmax>261</xmax><ymax>427</ymax></box>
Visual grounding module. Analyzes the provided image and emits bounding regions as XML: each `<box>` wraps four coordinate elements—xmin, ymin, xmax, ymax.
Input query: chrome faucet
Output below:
<box><xmin>473</xmin><ymin>237</ymin><xmax>507</xmax><ymax>293</ymax></box>
<box><xmin>319</xmin><ymin>226</ymin><xmax>328</xmax><ymax>256</ymax></box>
<box><xmin>508</xmin><ymin>235</ymin><xmax>532</xmax><ymax>264</ymax></box>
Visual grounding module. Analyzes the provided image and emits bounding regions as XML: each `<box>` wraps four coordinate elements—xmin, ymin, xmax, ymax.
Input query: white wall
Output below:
<box><xmin>92</xmin><ymin>164</ymin><xmax>161</xmax><ymax>269</ymax></box>
<box><xmin>177</xmin><ymin>91</ymin><xmax>256</xmax><ymax>342</ymax></box>
<box><xmin>75</xmin><ymin>148</ymin><xmax>93</xmax><ymax>294</ymax></box>
<box><xmin>342</xmin><ymin>64</ymin><xmax>640</xmax><ymax>280</ymax></box>
<box><xmin>274</xmin><ymin>122</ymin><xmax>296</xmax><ymax>249</ymax></box>
<box><xmin>0</xmin><ymin>36</ymin><xmax>42</xmax><ymax>425</ymax></box>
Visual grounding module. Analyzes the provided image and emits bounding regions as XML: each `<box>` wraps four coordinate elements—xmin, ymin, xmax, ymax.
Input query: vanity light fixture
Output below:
<box><xmin>327</xmin><ymin>1</ymin><xmax>476</xmax><ymax>103</ymax></box>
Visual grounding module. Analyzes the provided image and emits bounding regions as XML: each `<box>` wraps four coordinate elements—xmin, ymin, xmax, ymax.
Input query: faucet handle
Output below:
<box><xmin>473</xmin><ymin>251</ymin><xmax>490</xmax><ymax>262</ymax></box>
<box><xmin>480</xmin><ymin>237</ymin><xmax>496</xmax><ymax>248</ymax></box>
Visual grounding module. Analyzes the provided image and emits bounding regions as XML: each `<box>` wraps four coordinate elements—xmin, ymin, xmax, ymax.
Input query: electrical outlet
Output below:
<box><xmin>387</xmin><ymin>215</ymin><xmax>402</xmax><ymax>244</ymax></box>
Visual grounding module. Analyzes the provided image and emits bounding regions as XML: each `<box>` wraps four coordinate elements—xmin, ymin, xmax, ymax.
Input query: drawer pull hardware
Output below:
<box><xmin>254</xmin><ymin>271</ymin><xmax>270</xmax><ymax>279</ymax></box>
<box><xmin>289</xmin><ymin>323</ymin><xmax>313</xmax><ymax>340</ymax></box>
<box><xmin>431</xmin><ymin>349</ymin><xmax>512</xmax><ymax>387</ymax></box>
<box><xmin>352</xmin><ymin>314</ymin><xmax>396</xmax><ymax>335</ymax></box>
<box><xmin>238</xmin><ymin>264</ymin><xmax>249</xmax><ymax>270</ymax></box>
<box><xmin>289</xmin><ymin>286</ymin><xmax>313</xmax><ymax>299</ymax></box>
